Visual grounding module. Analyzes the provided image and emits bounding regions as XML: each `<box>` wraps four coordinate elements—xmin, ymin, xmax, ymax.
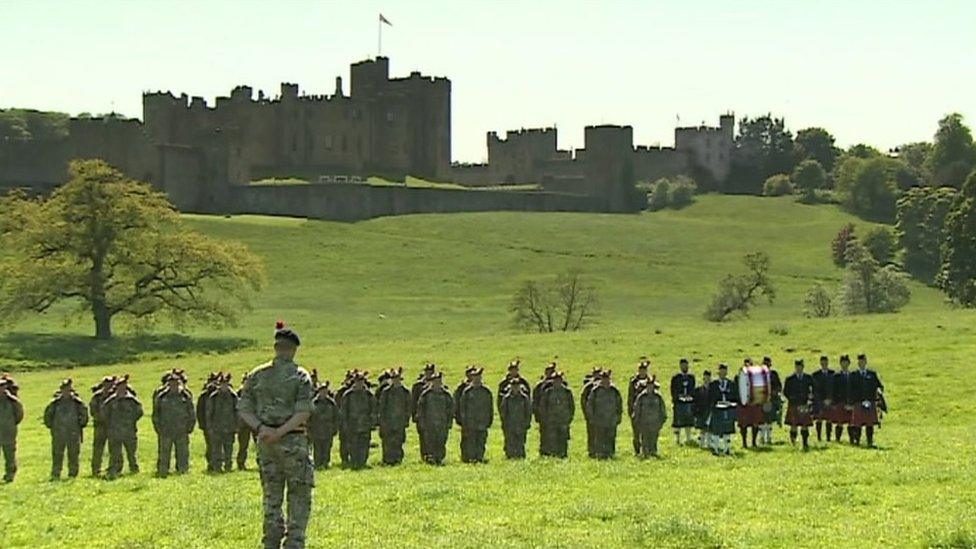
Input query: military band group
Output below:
<box><xmin>0</xmin><ymin>352</ymin><xmax>887</xmax><ymax>483</ymax></box>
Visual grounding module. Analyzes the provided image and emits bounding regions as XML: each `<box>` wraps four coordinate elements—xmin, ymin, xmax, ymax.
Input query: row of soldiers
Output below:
<box><xmin>0</xmin><ymin>354</ymin><xmax>886</xmax><ymax>482</ymax></box>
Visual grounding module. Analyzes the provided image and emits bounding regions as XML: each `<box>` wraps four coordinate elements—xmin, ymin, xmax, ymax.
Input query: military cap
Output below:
<box><xmin>599</xmin><ymin>369</ymin><xmax>612</xmax><ymax>379</ymax></box>
<box><xmin>762</xmin><ymin>356</ymin><xmax>773</xmax><ymax>365</ymax></box>
<box><xmin>468</xmin><ymin>366</ymin><xmax>484</xmax><ymax>376</ymax></box>
<box><xmin>274</xmin><ymin>320</ymin><xmax>301</xmax><ymax>347</ymax></box>
<box><xmin>820</xmin><ymin>355</ymin><xmax>829</xmax><ymax>361</ymax></box>
<box><xmin>638</xmin><ymin>357</ymin><xmax>650</xmax><ymax>369</ymax></box>
<box><xmin>552</xmin><ymin>370</ymin><xmax>565</xmax><ymax>379</ymax></box>
<box><xmin>702</xmin><ymin>370</ymin><xmax>712</xmax><ymax>376</ymax></box>
<box><xmin>60</xmin><ymin>378</ymin><xmax>74</xmax><ymax>390</ymax></box>
<box><xmin>429</xmin><ymin>371</ymin><xmax>444</xmax><ymax>380</ymax></box>
<box><xmin>507</xmin><ymin>359</ymin><xmax>521</xmax><ymax>371</ymax></box>
<box><xmin>389</xmin><ymin>366</ymin><xmax>404</xmax><ymax>379</ymax></box>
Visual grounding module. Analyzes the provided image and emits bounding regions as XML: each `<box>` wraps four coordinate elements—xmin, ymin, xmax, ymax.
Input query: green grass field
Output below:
<box><xmin>1</xmin><ymin>195</ymin><xmax>974</xmax><ymax>548</ymax></box>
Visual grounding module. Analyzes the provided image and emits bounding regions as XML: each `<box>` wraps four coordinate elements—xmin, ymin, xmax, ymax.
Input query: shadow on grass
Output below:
<box><xmin>0</xmin><ymin>332</ymin><xmax>254</xmax><ymax>370</ymax></box>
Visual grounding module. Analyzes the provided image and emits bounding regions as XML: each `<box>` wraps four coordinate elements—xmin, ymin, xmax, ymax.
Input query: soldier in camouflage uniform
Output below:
<box><xmin>237</xmin><ymin>372</ymin><xmax>255</xmax><ymax>470</ymax></box>
<box><xmin>308</xmin><ymin>381</ymin><xmax>337</xmax><ymax>469</ymax></box>
<box><xmin>631</xmin><ymin>379</ymin><xmax>667</xmax><ymax>458</ymax></box>
<box><xmin>44</xmin><ymin>378</ymin><xmax>89</xmax><ymax>480</ymax></box>
<box><xmin>237</xmin><ymin>322</ymin><xmax>315</xmax><ymax>549</ymax></box>
<box><xmin>207</xmin><ymin>373</ymin><xmax>239</xmax><ymax>473</ymax></box>
<box><xmin>627</xmin><ymin>358</ymin><xmax>652</xmax><ymax>455</ymax></box>
<box><xmin>411</xmin><ymin>363</ymin><xmax>437</xmax><ymax>459</ymax></box>
<box><xmin>0</xmin><ymin>374</ymin><xmax>22</xmax><ymax>482</ymax></box>
<box><xmin>334</xmin><ymin>371</ymin><xmax>354</xmax><ymax>467</ymax></box>
<box><xmin>580</xmin><ymin>368</ymin><xmax>602</xmax><ymax>458</ymax></box>
<box><xmin>417</xmin><ymin>372</ymin><xmax>453</xmax><ymax>465</ymax></box>
<box><xmin>89</xmin><ymin>375</ymin><xmax>115</xmax><ymax>477</ymax></box>
<box><xmin>497</xmin><ymin>359</ymin><xmax>530</xmax><ymax>413</ymax></box>
<box><xmin>537</xmin><ymin>370</ymin><xmax>575</xmax><ymax>458</ymax></box>
<box><xmin>457</xmin><ymin>367</ymin><xmax>493</xmax><ymax>463</ymax></box>
<box><xmin>152</xmin><ymin>370</ymin><xmax>195</xmax><ymax>477</ymax></box>
<box><xmin>377</xmin><ymin>367</ymin><xmax>411</xmax><ymax>466</ymax></box>
<box><xmin>453</xmin><ymin>367</ymin><xmax>474</xmax><ymax>428</ymax></box>
<box><xmin>499</xmin><ymin>376</ymin><xmax>531</xmax><ymax>459</ymax></box>
<box><xmin>338</xmin><ymin>371</ymin><xmax>375</xmax><ymax>469</ymax></box>
<box><xmin>197</xmin><ymin>372</ymin><xmax>218</xmax><ymax>472</ymax></box>
<box><xmin>102</xmin><ymin>375</ymin><xmax>144</xmax><ymax>479</ymax></box>
<box><xmin>585</xmin><ymin>370</ymin><xmax>623</xmax><ymax>459</ymax></box>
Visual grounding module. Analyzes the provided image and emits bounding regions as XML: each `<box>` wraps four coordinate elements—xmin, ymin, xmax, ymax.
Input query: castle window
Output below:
<box><xmin>386</xmin><ymin>111</ymin><xmax>395</xmax><ymax>123</ymax></box>
<box><xmin>342</xmin><ymin>136</ymin><xmax>348</xmax><ymax>152</ymax></box>
<box><xmin>324</xmin><ymin>135</ymin><xmax>333</xmax><ymax>150</ymax></box>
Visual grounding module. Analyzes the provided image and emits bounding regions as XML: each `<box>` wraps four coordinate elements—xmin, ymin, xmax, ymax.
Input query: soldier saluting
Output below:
<box><xmin>237</xmin><ymin>321</ymin><xmax>315</xmax><ymax>549</ymax></box>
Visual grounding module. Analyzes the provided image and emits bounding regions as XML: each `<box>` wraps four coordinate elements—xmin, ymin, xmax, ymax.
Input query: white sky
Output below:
<box><xmin>1</xmin><ymin>0</ymin><xmax>974</xmax><ymax>162</ymax></box>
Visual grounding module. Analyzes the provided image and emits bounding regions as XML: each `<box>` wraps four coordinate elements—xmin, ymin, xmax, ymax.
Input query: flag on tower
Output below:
<box><xmin>379</xmin><ymin>13</ymin><xmax>392</xmax><ymax>26</ymax></box>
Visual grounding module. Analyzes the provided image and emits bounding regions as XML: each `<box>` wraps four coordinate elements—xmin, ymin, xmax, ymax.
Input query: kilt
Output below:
<box><xmin>708</xmin><ymin>407</ymin><xmax>737</xmax><ymax>436</ymax></box>
<box><xmin>737</xmin><ymin>404</ymin><xmax>763</xmax><ymax>428</ymax></box>
<box><xmin>812</xmin><ymin>399</ymin><xmax>832</xmax><ymax>420</ymax></box>
<box><xmin>830</xmin><ymin>404</ymin><xmax>852</xmax><ymax>425</ymax></box>
<box><xmin>785</xmin><ymin>404</ymin><xmax>813</xmax><ymax>427</ymax></box>
<box><xmin>694</xmin><ymin>412</ymin><xmax>710</xmax><ymax>431</ymax></box>
<box><xmin>851</xmin><ymin>402</ymin><xmax>880</xmax><ymax>427</ymax></box>
<box><xmin>763</xmin><ymin>395</ymin><xmax>783</xmax><ymax>425</ymax></box>
<box><xmin>672</xmin><ymin>402</ymin><xmax>695</xmax><ymax>428</ymax></box>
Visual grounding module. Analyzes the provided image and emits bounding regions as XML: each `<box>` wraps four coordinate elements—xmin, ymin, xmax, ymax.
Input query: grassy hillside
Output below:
<box><xmin>1</xmin><ymin>195</ymin><xmax>974</xmax><ymax>548</ymax></box>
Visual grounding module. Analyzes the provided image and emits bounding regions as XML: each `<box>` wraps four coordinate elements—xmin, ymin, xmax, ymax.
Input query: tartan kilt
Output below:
<box><xmin>694</xmin><ymin>412</ymin><xmax>710</xmax><ymax>431</ymax></box>
<box><xmin>811</xmin><ymin>399</ymin><xmax>832</xmax><ymax>420</ymax></box>
<box><xmin>785</xmin><ymin>404</ymin><xmax>813</xmax><ymax>427</ymax></box>
<box><xmin>851</xmin><ymin>402</ymin><xmax>880</xmax><ymax>427</ymax></box>
<box><xmin>830</xmin><ymin>404</ymin><xmax>852</xmax><ymax>425</ymax></box>
<box><xmin>762</xmin><ymin>395</ymin><xmax>783</xmax><ymax>425</ymax></box>
<box><xmin>708</xmin><ymin>407</ymin><xmax>737</xmax><ymax>436</ymax></box>
<box><xmin>737</xmin><ymin>404</ymin><xmax>763</xmax><ymax>427</ymax></box>
<box><xmin>672</xmin><ymin>402</ymin><xmax>695</xmax><ymax>428</ymax></box>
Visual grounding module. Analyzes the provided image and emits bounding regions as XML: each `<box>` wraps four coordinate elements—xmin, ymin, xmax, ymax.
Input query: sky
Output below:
<box><xmin>1</xmin><ymin>0</ymin><xmax>974</xmax><ymax>162</ymax></box>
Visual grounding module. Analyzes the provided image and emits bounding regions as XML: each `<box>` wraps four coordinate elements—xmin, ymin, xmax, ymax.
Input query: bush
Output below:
<box><xmin>792</xmin><ymin>159</ymin><xmax>827</xmax><ymax>200</ymax></box>
<box><xmin>704</xmin><ymin>252</ymin><xmax>775</xmax><ymax>322</ymax></box>
<box><xmin>762</xmin><ymin>174</ymin><xmax>794</xmax><ymax>196</ymax></box>
<box><xmin>862</xmin><ymin>226</ymin><xmax>896</xmax><ymax>265</ymax></box>
<box><xmin>832</xmin><ymin>224</ymin><xmax>857</xmax><ymax>267</ymax></box>
<box><xmin>803</xmin><ymin>283</ymin><xmax>834</xmax><ymax>318</ymax></box>
<box><xmin>669</xmin><ymin>178</ymin><xmax>697</xmax><ymax>208</ymax></box>
<box><xmin>646</xmin><ymin>176</ymin><xmax>697</xmax><ymax>211</ymax></box>
<box><xmin>841</xmin><ymin>242</ymin><xmax>911</xmax><ymax>314</ymax></box>
<box><xmin>647</xmin><ymin>179</ymin><xmax>671</xmax><ymax>211</ymax></box>
<box><xmin>511</xmin><ymin>269</ymin><xmax>599</xmax><ymax>332</ymax></box>
<box><xmin>835</xmin><ymin>156</ymin><xmax>900</xmax><ymax>222</ymax></box>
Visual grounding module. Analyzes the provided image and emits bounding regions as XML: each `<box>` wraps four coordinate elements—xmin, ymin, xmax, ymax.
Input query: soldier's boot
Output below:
<box><xmin>825</xmin><ymin>422</ymin><xmax>833</xmax><ymax>442</ymax></box>
<box><xmin>834</xmin><ymin>424</ymin><xmax>844</xmax><ymax>442</ymax></box>
<box><xmin>801</xmin><ymin>428</ymin><xmax>810</xmax><ymax>450</ymax></box>
<box><xmin>865</xmin><ymin>426</ymin><xmax>875</xmax><ymax>447</ymax></box>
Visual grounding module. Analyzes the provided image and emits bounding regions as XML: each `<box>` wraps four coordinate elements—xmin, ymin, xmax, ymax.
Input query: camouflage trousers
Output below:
<box><xmin>257</xmin><ymin>433</ymin><xmax>314</xmax><ymax>549</ymax></box>
<box><xmin>91</xmin><ymin>425</ymin><xmax>108</xmax><ymax>476</ymax></box>
<box><xmin>156</xmin><ymin>433</ymin><xmax>190</xmax><ymax>476</ymax></box>
<box><xmin>591</xmin><ymin>424</ymin><xmax>618</xmax><ymax>459</ymax></box>
<box><xmin>211</xmin><ymin>430</ymin><xmax>235</xmax><ymax>472</ymax></box>
<box><xmin>637</xmin><ymin>426</ymin><xmax>661</xmax><ymax>457</ymax></box>
<box><xmin>423</xmin><ymin>426</ymin><xmax>449</xmax><ymax>464</ymax></box>
<box><xmin>540</xmin><ymin>423</ymin><xmax>569</xmax><ymax>458</ymax></box>
<box><xmin>501</xmin><ymin>426</ymin><xmax>527</xmax><ymax>459</ymax></box>
<box><xmin>345</xmin><ymin>430</ymin><xmax>370</xmax><ymax>469</ymax></box>
<box><xmin>459</xmin><ymin>428</ymin><xmax>488</xmax><ymax>463</ymax></box>
<box><xmin>51</xmin><ymin>432</ymin><xmax>82</xmax><ymax>478</ymax></box>
<box><xmin>238</xmin><ymin>426</ymin><xmax>254</xmax><ymax>470</ymax></box>
<box><xmin>107</xmin><ymin>434</ymin><xmax>139</xmax><ymax>478</ymax></box>
<box><xmin>1</xmin><ymin>435</ymin><xmax>17</xmax><ymax>481</ymax></box>
<box><xmin>309</xmin><ymin>430</ymin><xmax>335</xmax><ymax>469</ymax></box>
<box><xmin>379</xmin><ymin>426</ymin><xmax>405</xmax><ymax>465</ymax></box>
<box><xmin>630</xmin><ymin>418</ymin><xmax>641</xmax><ymax>455</ymax></box>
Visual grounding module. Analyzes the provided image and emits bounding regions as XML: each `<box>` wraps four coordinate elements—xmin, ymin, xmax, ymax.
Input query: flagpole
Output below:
<box><xmin>377</xmin><ymin>16</ymin><xmax>382</xmax><ymax>57</ymax></box>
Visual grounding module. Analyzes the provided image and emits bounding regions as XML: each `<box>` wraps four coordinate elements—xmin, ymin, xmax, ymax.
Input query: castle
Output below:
<box><xmin>0</xmin><ymin>57</ymin><xmax>733</xmax><ymax>219</ymax></box>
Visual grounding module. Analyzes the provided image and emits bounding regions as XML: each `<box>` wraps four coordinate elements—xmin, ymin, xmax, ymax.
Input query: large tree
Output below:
<box><xmin>926</xmin><ymin>113</ymin><xmax>976</xmax><ymax>188</ymax></box>
<box><xmin>939</xmin><ymin>170</ymin><xmax>976</xmax><ymax>306</ymax></box>
<box><xmin>794</xmin><ymin>127</ymin><xmax>839</xmax><ymax>173</ymax></box>
<box><xmin>0</xmin><ymin>159</ymin><xmax>265</xmax><ymax>339</ymax></box>
<box><xmin>896</xmin><ymin>186</ymin><xmax>957</xmax><ymax>283</ymax></box>
<box><xmin>727</xmin><ymin>115</ymin><xmax>797</xmax><ymax>194</ymax></box>
<box><xmin>792</xmin><ymin>159</ymin><xmax>827</xmax><ymax>200</ymax></box>
<box><xmin>834</xmin><ymin>156</ymin><xmax>899</xmax><ymax>222</ymax></box>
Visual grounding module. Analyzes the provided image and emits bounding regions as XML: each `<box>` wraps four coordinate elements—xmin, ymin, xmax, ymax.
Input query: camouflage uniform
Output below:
<box><xmin>457</xmin><ymin>382</ymin><xmax>493</xmax><ymax>463</ymax></box>
<box><xmin>580</xmin><ymin>373</ymin><xmax>599</xmax><ymax>457</ymax></box>
<box><xmin>308</xmin><ymin>390</ymin><xmax>337</xmax><ymax>469</ymax></box>
<box><xmin>0</xmin><ymin>381</ymin><xmax>24</xmax><ymax>482</ymax></box>
<box><xmin>585</xmin><ymin>382</ymin><xmax>622</xmax><ymax>459</ymax></box>
<box><xmin>152</xmin><ymin>385</ymin><xmax>195</xmax><ymax>476</ymax></box>
<box><xmin>417</xmin><ymin>382</ymin><xmax>453</xmax><ymax>464</ymax></box>
<box><xmin>632</xmin><ymin>385</ymin><xmax>667</xmax><ymax>457</ymax></box>
<box><xmin>338</xmin><ymin>384</ymin><xmax>375</xmax><ymax>469</ymax></box>
<box><xmin>207</xmin><ymin>386</ymin><xmax>239</xmax><ymax>472</ymax></box>
<box><xmin>377</xmin><ymin>382</ymin><xmax>411</xmax><ymax>465</ymax></box>
<box><xmin>627</xmin><ymin>370</ymin><xmax>651</xmax><ymax>455</ymax></box>
<box><xmin>238</xmin><ymin>357</ymin><xmax>315</xmax><ymax>549</ymax></box>
<box><xmin>88</xmin><ymin>382</ymin><xmax>113</xmax><ymax>476</ymax></box>
<box><xmin>102</xmin><ymin>389</ymin><xmax>144</xmax><ymax>478</ymax></box>
<box><xmin>44</xmin><ymin>388</ymin><xmax>89</xmax><ymax>479</ymax></box>
<box><xmin>196</xmin><ymin>381</ymin><xmax>216</xmax><ymax>472</ymax></box>
<box><xmin>499</xmin><ymin>385</ymin><xmax>531</xmax><ymax>459</ymax></box>
<box><xmin>237</xmin><ymin>375</ymin><xmax>255</xmax><ymax>470</ymax></box>
<box><xmin>537</xmin><ymin>377</ymin><xmax>574</xmax><ymax>458</ymax></box>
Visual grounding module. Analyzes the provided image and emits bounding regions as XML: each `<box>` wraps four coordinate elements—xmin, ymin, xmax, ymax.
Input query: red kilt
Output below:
<box><xmin>851</xmin><ymin>402</ymin><xmax>880</xmax><ymax>427</ymax></box>
<box><xmin>812</xmin><ymin>400</ymin><xmax>833</xmax><ymax>421</ymax></box>
<box><xmin>737</xmin><ymin>404</ymin><xmax>764</xmax><ymax>428</ymax></box>
<box><xmin>785</xmin><ymin>404</ymin><xmax>813</xmax><ymax>427</ymax></box>
<box><xmin>830</xmin><ymin>404</ymin><xmax>852</xmax><ymax>425</ymax></box>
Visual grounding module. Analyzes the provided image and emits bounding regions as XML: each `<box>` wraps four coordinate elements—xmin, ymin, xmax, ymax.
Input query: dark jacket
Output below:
<box><xmin>670</xmin><ymin>372</ymin><xmax>696</xmax><ymax>403</ymax></box>
<box><xmin>783</xmin><ymin>373</ymin><xmax>814</xmax><ymax>406</ymax></box>
<box><xmin>832</xmin><ymin>370</ymin><xmax>854</xmax><ymax>405</ymax></box>
<box><xmin>850</xmin><ymin>369</ymin><xmax>884</xmax><ymax>402</ymax></box>
<box><xmin>707</xmin><ymin>378</ymin><xmax>737</xmax><ymax>409</ymax></box>
<box><xmin>812</xmin><ymin>368</ymin><xmax>835</xmax><ymax>403</ymax></box>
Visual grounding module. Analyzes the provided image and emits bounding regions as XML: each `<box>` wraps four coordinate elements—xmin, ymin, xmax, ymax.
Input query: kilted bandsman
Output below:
<box><xmin>759</xmin><ymin>356</ymin><xmax>783</xmax><ymax>446</ymax></box>
<box><xmin>736</xmin><ymin>358</ymin><xmax>763</xmax><ymax>448</ymax></box>
<box><xmin>707</xmin><ymin>364</ymin><xmax>737</xmax><ymax>456</ymax></box>
<box><xmin>784</xmin><ymin>359</ymin><xmax>815</xmax><ymax>450</ymax></box>
<box><xmin>812</xmin><ymin>355</ymin><xmax>835</xmax><ymax>442</ymax></box>
<box><xmin>831</xmin><ymin>355</ymin><xmax>854</xmax><ymax>442</ymax></box>
<box><xmin>669</xmin><ymin>359</ymin><xmax>696</xmax><ymax>445</ymax></box>
<box><xmin>850</xmin><ymin>354</ymin><xmax>885</xmax><ymax>447</ymax></box>
<box><xmin>692</xmin><ymin>370</ymin><xmax>712</xmax><ymax>448</ymax></box>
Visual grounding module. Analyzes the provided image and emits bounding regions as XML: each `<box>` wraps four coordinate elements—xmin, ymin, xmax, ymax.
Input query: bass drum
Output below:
<box><xmin>738</xmin><ymin>365</ymin><xmax>772</xmax><ymax>406</ymax></box>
